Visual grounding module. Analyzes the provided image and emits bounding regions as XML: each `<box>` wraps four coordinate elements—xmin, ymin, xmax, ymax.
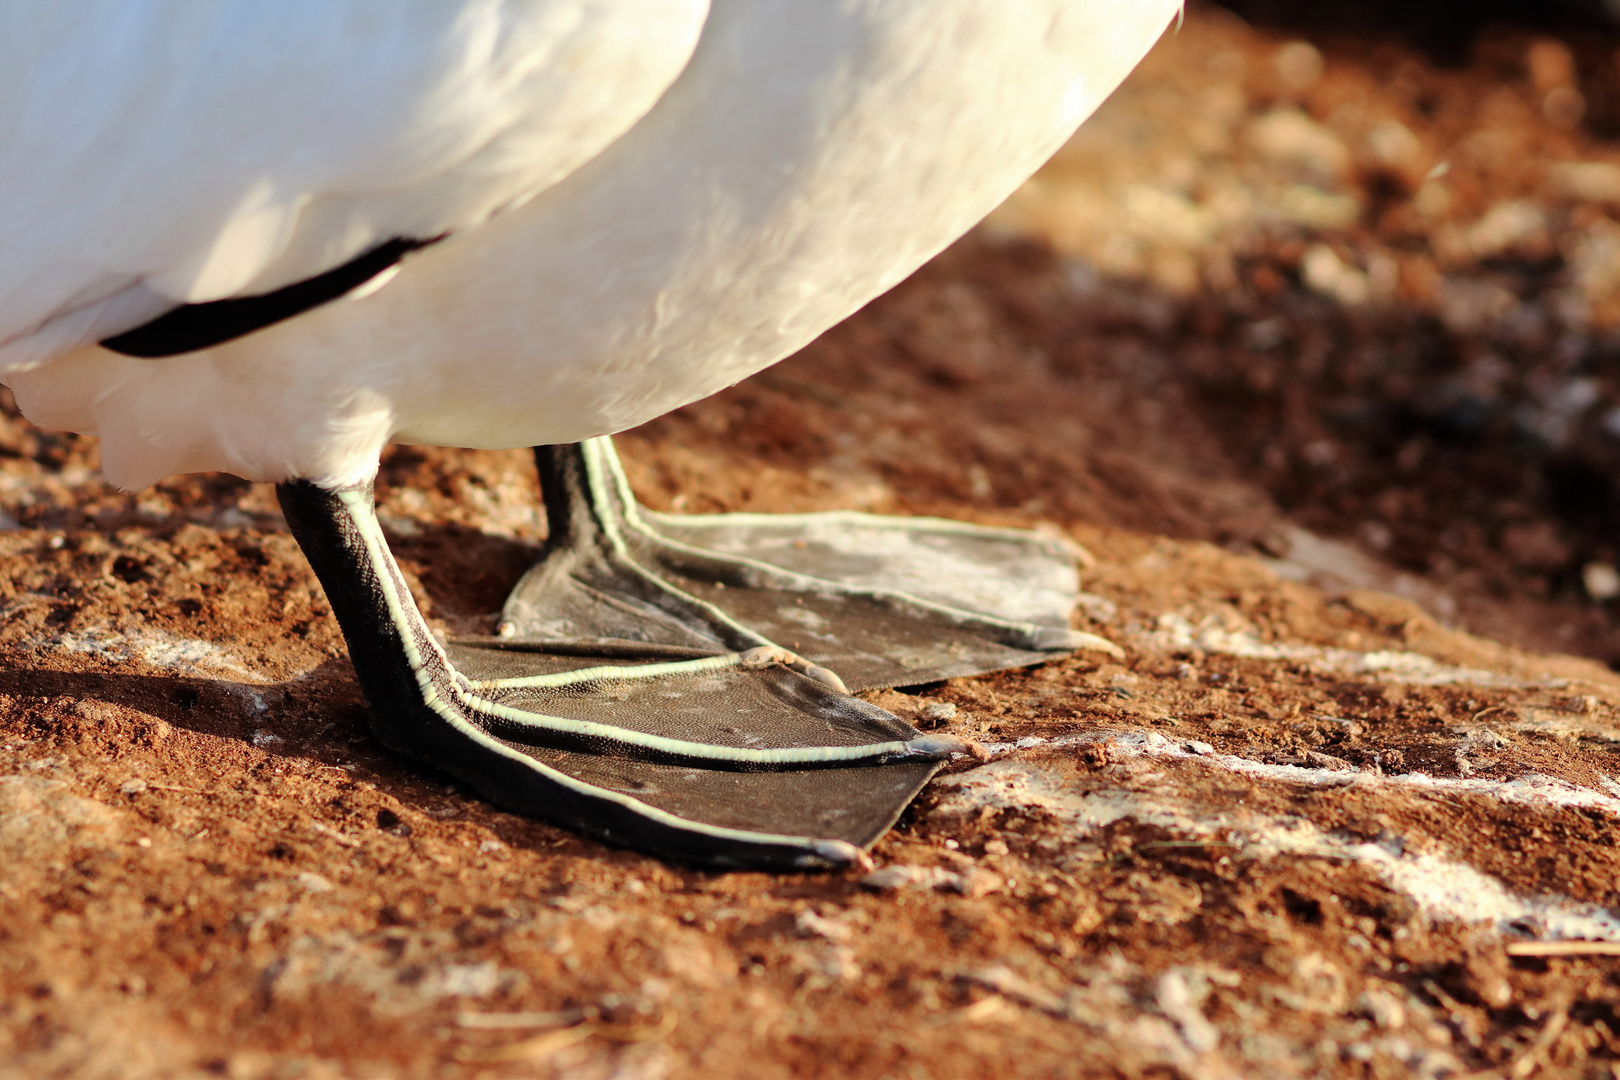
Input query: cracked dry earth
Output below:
<box><xmin>17</xmin><ymin>5</ymin><xmax>1620</xmax><ymax>1079</ymax></box>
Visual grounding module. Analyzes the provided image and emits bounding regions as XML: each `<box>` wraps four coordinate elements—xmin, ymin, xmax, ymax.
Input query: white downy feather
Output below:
<box><xmin>6</xmin><ymin>0</ymin><xmax>1179</xmax><ymax>491</ymax></box>
<box><xmin>0</xmin><ymin>0</ymin><xmax>708</xmax><ymax>368</ymax></box>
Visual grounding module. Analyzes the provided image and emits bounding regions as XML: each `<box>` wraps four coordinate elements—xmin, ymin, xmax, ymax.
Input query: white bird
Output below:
<box><xmin>1</xmin><ymin>0</ymin><xmax>1179</xmax><ymax>868</ymax></box>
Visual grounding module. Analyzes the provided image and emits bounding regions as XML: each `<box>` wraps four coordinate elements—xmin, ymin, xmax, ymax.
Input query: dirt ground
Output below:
<box><xmin>12</xmin><ymin>4</ymin><xmax>1620</xmax><ymax>1077</ymax></box>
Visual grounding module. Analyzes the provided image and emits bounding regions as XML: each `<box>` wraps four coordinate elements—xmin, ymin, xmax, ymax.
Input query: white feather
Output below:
<box><xmin>0</xmin><ymin>0</ymin><xmax>708</xmax><ymax>369</ymax></box>
<box><xmin>6</xmin><ymin>0</ymin><xmax>1179</xmax><ymax>491</ymax></box>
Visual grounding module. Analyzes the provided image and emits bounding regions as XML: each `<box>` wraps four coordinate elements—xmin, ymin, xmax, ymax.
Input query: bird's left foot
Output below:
<box><xmin>278</xmin><ymin>477</ymin><xmax>970</xmax><ymax>870</ymax></box>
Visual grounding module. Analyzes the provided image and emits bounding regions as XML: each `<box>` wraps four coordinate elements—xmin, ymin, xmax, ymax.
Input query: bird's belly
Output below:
<box><xmin>365</xmin><ymin>0</ymin><xmax>1183</xmax><ymax>449</ymax></box>
<box><xmin>385</xmin><ymin>0</ymin><xmax>1183</xmax><ymax>449</ymax></box>
<box><xmin>10</xmin><ymin>0</ymin><xmax>1180</xmax><ymax>490</ymax></box>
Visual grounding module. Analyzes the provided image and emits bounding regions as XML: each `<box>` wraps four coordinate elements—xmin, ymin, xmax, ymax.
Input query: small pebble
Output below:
<box><xmin>950</xmin><ymin>868</ymin><xmax>1004</xmax><ymax>898</ymax></box>
<box><xmin>795</xmin><ymin>909</ymin><xmax>851</xmax><ymax>941</ymax></box>
<box><xmin>982</xmin><ymin>839</ymin><xmax>1010</xmax><ymax>857</ymax></box>
<box><xmin>859</xmin><ymin>866</ymin><xmax>924</xmax><ymax>891</ymax></box>
<box><xmin>1274</xmin><ymin>41</ymin><xmax>1324</xmax><ymax>91</ymax></box>
<box><xmin>858</xmin><ymin>864</ymin><xmax>1001</xmax><ymax>896</ymax></box>
<box><xmin>296</xmin><ymin>871</ymin><xmax>335</xmax><ymax>893</ymax></box>
<box><xmin>1354</xmin><ymin>989</ymin><xmax>1406</xmax><ymax>1031</ymax></box>
<box><xmin>1184</xmin><ymin>740</ymin><xmax>1215</xmax><ymax>756</ymax></box>
<box><xmin>119</xmin><ymin>778</ymin><xmax>148</xmax><ymax>795</ymax></box>
<box><xmin>923</xmin><ymin>702</ymin><xmax>958</xmax><ymax>723</ymax></box>
<box><xmin>1584</xmin><ymin>562</ymin><xmax>1620</xmax><ymax>601</ymax></box>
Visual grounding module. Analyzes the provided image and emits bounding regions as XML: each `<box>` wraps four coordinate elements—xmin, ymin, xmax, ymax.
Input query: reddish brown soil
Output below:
<box><xmin>9</xmin><ymin>6</ymin><xmax>1620</xmax><ymax>1078</ymax></box>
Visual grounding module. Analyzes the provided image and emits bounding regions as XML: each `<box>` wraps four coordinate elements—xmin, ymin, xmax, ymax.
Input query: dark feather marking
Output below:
<box><xmin>101</xmin><ymin>235</ymin><xmax>444</xmax><ymax>358</ymax></box>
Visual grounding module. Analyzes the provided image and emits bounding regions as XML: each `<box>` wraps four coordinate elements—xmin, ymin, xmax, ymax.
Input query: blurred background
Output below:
<box><xmin>625</xmin><ymin>0</ymin><xmax>1620</xmax><ymax>671</ymax></box>
<box><xmin>765</xmin><ymin>0</ymin><xmax>1620</xmax><ymax>669</ymax></box>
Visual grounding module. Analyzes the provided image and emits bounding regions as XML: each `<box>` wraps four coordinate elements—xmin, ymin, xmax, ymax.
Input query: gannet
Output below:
<box><xmin>1</xmin><ymin>0</ymin><xmax>1179</xmax><ymax>868</ymax></box>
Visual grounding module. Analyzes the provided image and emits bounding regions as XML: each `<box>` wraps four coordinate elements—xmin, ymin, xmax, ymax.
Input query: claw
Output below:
<box><xmin>901</xmin><ymin>733</ymin><xmax>971</xmax><ymax>759</ymax></box>
<box><xmin>798</xmin><ymin>663</ymin><xmax>848</xmax><ymax>692</ymax></box>
<box><xmin>1031</xmin><ymin>626</ymin><xmax>1124</xmax><ymax>658</ymax></box>
<box><xmin>806</xmin><ymin>839</ymin><xmax>874</xmax><ymax>870</ymax></box>
<box><xmin>738</xmin><ymin>645</ymin><xmax>852</xmax><ymax>692</ymax></box>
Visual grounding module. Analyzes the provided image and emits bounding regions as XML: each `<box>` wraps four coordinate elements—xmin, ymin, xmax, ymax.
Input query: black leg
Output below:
<box><xmin>490</xmin><ymin>439</ymin><xmax>776</xmax><ymax>654</ymax></box>
<box><xmin>277</xmin><ymin>477</ymin><xmax>958</xmax><ymax>870</ymax></box>
<box><xmin>487</xmin><ymin>438</ymin><xmax>1116</xmax><ymax>691</ymax></box>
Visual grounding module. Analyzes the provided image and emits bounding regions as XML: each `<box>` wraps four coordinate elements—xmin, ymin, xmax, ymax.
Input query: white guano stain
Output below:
<box><xmin>1146</xmin><ymin>611</ymin><xmax>1545</xmax><ymax>687</ymax></box>
<box><xmin>941</xmin><ymin>731</ymin><xmax>1620</xmax><ymax>943</ymax></box>
<box><xmin>45</xmin><ymin>626</ymin><xmax>274</xmax><ymax>684</ymax></box>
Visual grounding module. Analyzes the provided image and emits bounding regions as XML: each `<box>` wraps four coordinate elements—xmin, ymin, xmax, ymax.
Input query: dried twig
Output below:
<box><xmin>308</xmin><ymin>821</ymin><xmax>360</xmax><ymax>848</ymax></box>
<box><xmin>457</xmin><ymin>1008</ymin><xmax>588</xmax><ymax>1030</ymax></box>
<box><xmin>1507</xmin><ymin>940</ymin><xmax>1620</xmax><ymax>957</ymax></box>
<box><xmin>458</xmin><ymin>1008</ymin><xmax>676</xmax><ymax>1064</ymax></box>
<box><xmin>961</xmin><ymin>966</ymin><xmax>1074</xmax><ymax>1020</ymax></box>
<box><xmin>1510</xmin><ymin>1003</ymin><xmax>1570</xmax><ymax>1079</ymax></box>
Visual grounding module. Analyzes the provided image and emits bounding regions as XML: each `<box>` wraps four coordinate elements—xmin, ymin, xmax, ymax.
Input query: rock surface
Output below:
<box><xmin>8</xmin><ymin>5</ymin><xmax>1620</xmax><ymax>1077</ymax></box>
